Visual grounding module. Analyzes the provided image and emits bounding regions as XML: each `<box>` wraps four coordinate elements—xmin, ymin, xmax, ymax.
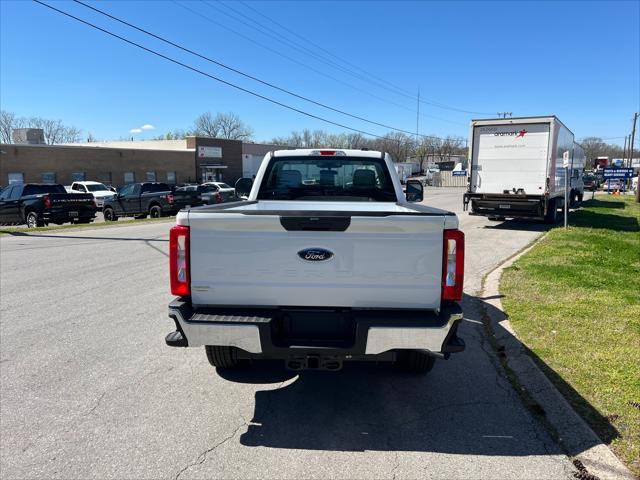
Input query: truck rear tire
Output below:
<box><xmin>205</xmin><ymin>346</ymin><xmax>239</xmax><ymax>369</ymax></box>
<box><xmin>149</xmin><ymin>205</ymin><xmax>162</xmax><ymax>218</ymax></box>
<box><xmin>25</xmin><ymin>211</ymin><xmax>45</xmax><ymax>228</ymax></box>
<box><xmin>544</xmin><ymin>199</ymin><xmax>558</xmax><ymax>224</ymax></box>
<box><xmin>396</xmin><ymin>350</ymin><xmax>436</xmax><ymax>374</ymax></box>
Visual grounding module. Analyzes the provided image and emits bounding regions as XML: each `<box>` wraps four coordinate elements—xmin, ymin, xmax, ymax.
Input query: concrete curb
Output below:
<box><xmin>480</xmin><ymin>240</ymin><xmax>636</xmax><ymax>480</ymax></box>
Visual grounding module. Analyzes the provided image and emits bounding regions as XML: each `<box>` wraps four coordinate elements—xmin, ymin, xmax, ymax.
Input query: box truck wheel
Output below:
<box><xmin>544</xmin><ymin>199</ymin><xmax>559</xmax><ymax>224</ymax></box>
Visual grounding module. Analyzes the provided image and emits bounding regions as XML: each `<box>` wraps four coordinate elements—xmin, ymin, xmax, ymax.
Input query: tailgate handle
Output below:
<box><xmin>280</xmin><ymin>216</ymin><xmax>350</xmax><ymax>232</ymax></box>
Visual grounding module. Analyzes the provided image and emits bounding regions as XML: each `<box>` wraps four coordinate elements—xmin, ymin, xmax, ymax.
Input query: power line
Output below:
<box><xmin>234</xmin><ymin>0</ymin><xmax>495</xmax><ymax>116</ymax></box>
<box><xmin>210</xmin><ymin>0</ymin><xmax>422</xmax><ymax>104</ymax></box>
<box><xmin>172</xmin><ymin>1</ymin><xmax>418</xmax><ymax>120</ymax></box>
<box><xmin>71</xmin><ymin>0</ymin><xmax>441</xmax><ymax>140</ymax></box>
<box><xmin>172</xmin><ymin>0</ymin><xmax>468</xmax><ymax>127</ymax></box>
<box><xmin>237</xmin><ymin>0</ymin><xmax>423</xmax><ymax>103</ymax></box>
<box><xmin>209</xmin><ymin>1</ymin><xmax>376</xmax><ymax>85</ymax></box>
<box><xmin>33</xmin><ymin>0</ymin><xmax>390</xmax><ymax>140</ymax></box>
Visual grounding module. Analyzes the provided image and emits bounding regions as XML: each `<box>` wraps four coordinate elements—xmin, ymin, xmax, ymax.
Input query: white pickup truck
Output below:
<box><xmin>165</xmin><ymin>149</ymin><xmax>465</xmax><ymax>373</ymax></box>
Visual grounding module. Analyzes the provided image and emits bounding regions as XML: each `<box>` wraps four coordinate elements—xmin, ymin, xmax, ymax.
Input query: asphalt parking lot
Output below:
<box><xmin>0</xmin><ymin>188</ymin><xmax>575</xmax><ymax>479</ymax></box>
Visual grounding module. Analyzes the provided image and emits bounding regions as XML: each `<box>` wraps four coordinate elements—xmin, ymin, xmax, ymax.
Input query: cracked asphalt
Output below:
<box><xmin>0</xmin><ymin>188</ymin><xmax>574</xmax><ymax>479</ymax></box>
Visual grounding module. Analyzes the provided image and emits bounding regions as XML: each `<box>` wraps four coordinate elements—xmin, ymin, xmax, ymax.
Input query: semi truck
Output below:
<box><xmin>463</xmin><ymin>116</ymin><xmax>581</xmax><ymax>223</ymax></box>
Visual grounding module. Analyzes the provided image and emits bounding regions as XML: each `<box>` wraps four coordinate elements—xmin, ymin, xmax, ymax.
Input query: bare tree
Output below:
<box><xmin>371</xmin><ymin>132</ymin><xmax>415</xmax><ymax>162</ymax></box>
<box><xmin>433</xmin><ymin>136</ymin><xmax>465</xmax><ymax>163</ymax></box>
<box><xmin>61</xmin><ymin>125</ymin><xmax>82</xmax><ymax>144</ymax></box>
<box><xmin>25</xmin><ymin>117</ymin><xmax>81</xmax><ymax>144</ymax></box>
<box><xmin>193</xmin><ymin>112</ymin><xmax>253</xmax><ymax>140</ymax></box>
<box><xmin>414</xmin><ymin>137</ymin><xmax>439</xmax><ymax>173</ymax></box>
<box><xmin>154</xmin><ymin>129</ymin><xmax>193</xmax><ymax>140</ymax></box>
<box><xmin>216</xmin><ymin>112</ymin><xmax>253</xmax><ymax>140</ymax></box>
<box><xmin>0</xmin><ymin>110</ymin><xmax>28</xmax><ymax>143</ymax></box>
<box><xmin>193</xmin><ymin>112</ymin><xmax>220</xmax><ymax>138</ymax></box>
<box><xmin>344</xmin><ymin>133</ymin><xmax>365</xmax><ymax>149</ymax></box>
<box><xmin>1</xmin><ymin>110</ymin><xmax>17</xmax><ymax>143</ymax></box>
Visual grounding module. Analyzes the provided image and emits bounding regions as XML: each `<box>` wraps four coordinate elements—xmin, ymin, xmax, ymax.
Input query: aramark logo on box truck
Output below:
<box><xmin>494</xmin><ymin>129</ymin><xmax>527</xmax><ymax>137</ymax></box>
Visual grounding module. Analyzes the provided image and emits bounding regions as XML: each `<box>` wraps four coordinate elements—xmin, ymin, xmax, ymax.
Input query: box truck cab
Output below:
<box><xmin>463</xmin><ymin>116</ymin><xmax>579</xmax><ymax>223</ymax></box>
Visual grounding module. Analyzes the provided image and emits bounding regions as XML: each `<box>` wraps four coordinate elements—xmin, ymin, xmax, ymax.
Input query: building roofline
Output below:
<box><xmin>0</xmin><ymin>143</ymin><xmax>195</xmax><ymax>153</ymax></box>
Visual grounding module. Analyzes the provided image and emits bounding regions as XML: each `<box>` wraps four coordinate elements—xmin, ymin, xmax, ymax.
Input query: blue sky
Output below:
<box><xmin>1</xmin><ymin>0</ymin><xmax>639</xmax><ymax>146</ymax></box>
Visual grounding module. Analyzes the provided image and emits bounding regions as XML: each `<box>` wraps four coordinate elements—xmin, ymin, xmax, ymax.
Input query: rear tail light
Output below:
<box><xmin>167</xmin><ymin>193</ymin><xmax>175</xmax><ymax>204</ymax></box>
<box><xmin>442</xmin><ymin>229</ymin><xmax>465</xmax><ymax>302</ymax></box>
<box><xmin>43</xmin><ymin>195</ymin><xmax>52</xmax><ymax>209</ymax></box>
<box><xmin>170</xmin><ymin>225</ymin><xmax>190</xmax><ymax>296</ymax></box>
<box><xmin>214</xmin><ymin>192</ymin><xmax>223</xmax><ymax>204</ymax></box>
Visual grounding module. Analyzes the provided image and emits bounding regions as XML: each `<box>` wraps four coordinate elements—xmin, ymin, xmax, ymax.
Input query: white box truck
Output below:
<box><xmin>463</xmin><ymin>116</ymin><xmax>580</xmax><ymax>223</ymax></box>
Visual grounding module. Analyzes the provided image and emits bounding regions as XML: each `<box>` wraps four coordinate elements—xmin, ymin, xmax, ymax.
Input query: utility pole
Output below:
<box><xmin>622</xmin><ymin>135</ymin><xmax>628</xmax><ymax>167</ymax></box>
<box><xmin>631</xmin><ymin>112</ymin><xmax>639</xmax><ymax>202</ymax></box>
<box><xmin>415</xmin><ymin>88</ymin><xmax>420</xmax><ymax>145</ymax></box>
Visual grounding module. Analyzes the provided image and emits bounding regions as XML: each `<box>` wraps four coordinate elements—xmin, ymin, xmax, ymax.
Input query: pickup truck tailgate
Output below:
<box><xmin>188</xmin><ymin>202</ymin><xmax>448</xmax><ymax>309</ymax></box>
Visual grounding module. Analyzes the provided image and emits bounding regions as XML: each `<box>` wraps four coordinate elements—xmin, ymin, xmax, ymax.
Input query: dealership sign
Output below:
<box><xmin>198</xmin><ymin>146</ymin><xmax>222</xmax><ymax>158</ymax></box>
<box><xmin>602</xmin><ymin>168</ymin><xmax>634</xmax><ymax>179</ymax></box>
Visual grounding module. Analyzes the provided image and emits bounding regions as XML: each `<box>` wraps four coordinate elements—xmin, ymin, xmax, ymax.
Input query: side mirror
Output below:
<box><xmin>235</xmin><ymin>177</ymin><xmax>253</xmax><ymax>198</ymax></box>
<box><xmin>405</xmin><ymin>179</ymin><xmax>424</xmax><ymax>202</ymax></box>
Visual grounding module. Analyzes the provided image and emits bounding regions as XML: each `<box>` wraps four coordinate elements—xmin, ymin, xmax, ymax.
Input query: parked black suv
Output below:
<box><xmin>101</xmin><ymin>182</ymin><xmax>196</xmax><ymax>221</ymax></box>
<box><xmin>0</xmin><ymin>183</ymin><xmax>96</xmax><ymax>228</ymax></box>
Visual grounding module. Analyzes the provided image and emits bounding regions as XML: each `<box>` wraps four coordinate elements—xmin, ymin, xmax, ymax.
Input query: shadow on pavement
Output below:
<box><xmin>225</xmin><ymin>294</ymin><xmax>618</xmax><ymax>458</ymax></box>
<box><xmin>217</xmin><ymin>361</ymin><xmax>297</xmax><ymax>384</ymax></box>
<box><xmin>483</xmin><ymin>220</ymin><xmax>551</xmax><ymax>232</ymax></box>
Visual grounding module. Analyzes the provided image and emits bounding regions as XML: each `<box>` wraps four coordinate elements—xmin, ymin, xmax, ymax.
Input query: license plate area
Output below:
<box><xmin>270</xmin><ymin>309</ymin><xmax>356</xmax><ymax>348</ymax></box>
<box><xmin>499</xmin><ymin>204</ymin><xmax>511</xmax><ymax>209</ymax></box>
<box><xmin>68</xmin><ymin>211</ymin><xmax>79</xmax><ymax>217</ymax></box>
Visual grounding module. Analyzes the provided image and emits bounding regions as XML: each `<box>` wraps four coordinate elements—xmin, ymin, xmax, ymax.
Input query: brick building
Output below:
<box><xmin>0</xmin><ymin>137</ymin><xmax>263</xmax><ymax>187</ymax></box>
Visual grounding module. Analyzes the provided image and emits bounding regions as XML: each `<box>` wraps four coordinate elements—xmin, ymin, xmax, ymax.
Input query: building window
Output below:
<box><xmin>146</xmin><ymin>171</ymin><xmax>157</xmax><ymax>182</ymax></box>
<box><xmin>99</xmin><ymin>172</ymin><xmax>112</xmax><ymax>184</ymax></box>
<box><xmin>124</xmin><ymin>172</ymin><xmax>135</xmax><ymax>184</ymax></box>
<box><xmin>166</xmin><ymin>171</ymin><xmax>177</xmax><ymax>184</ymax></box>
<box><xmin>71</xmin><ymin>172</ymin><xmax>86</xmax><ymax>182</ymax></box>
<box><xmin>7</xmin><ymin>173</ymin><xmax>24</xmax><ymax>184</ymax></box>
<box><xmin>41</xmin><ymin>172</ymin><xmax>56</xmax><ymax>183</ymax></box>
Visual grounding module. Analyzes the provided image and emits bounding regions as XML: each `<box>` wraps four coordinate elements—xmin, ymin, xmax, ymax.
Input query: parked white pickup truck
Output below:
<box><xmin>166</xmin><ymin>149</ymin><xmax>465</xmax><ymax>373</ymax></box>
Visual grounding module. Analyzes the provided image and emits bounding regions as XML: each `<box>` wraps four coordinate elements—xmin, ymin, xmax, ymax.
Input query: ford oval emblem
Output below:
<box><xmin>298</xmin><ymin>248</ymin><xmax>334</xmax><ymax>262</ymax></box>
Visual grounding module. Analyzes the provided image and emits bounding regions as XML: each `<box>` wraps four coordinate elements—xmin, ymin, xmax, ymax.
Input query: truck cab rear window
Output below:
<box><xmin>142</xmin><ymin>183</ymin><xmax>170</xmax><ymax>193</ymax></box>
<box><xmin>23</xmin><ymin>184</ymin><xmax>66</xmax><ymax>195</ymax></box>
<box><xmin>257</xmin><ymin>157</ymin><xmax>397</xmax><ymax>202</ymax></box>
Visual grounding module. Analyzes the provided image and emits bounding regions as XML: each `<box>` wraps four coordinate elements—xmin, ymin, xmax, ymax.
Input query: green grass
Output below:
<box><xmin>0</xmin><ymin>216</ymin><xmax>173</xmax><ymax>235</ymax></box>
<box><xmin>501</xmin><ymin>196</ymin><xmax>640</xmax><ymax>475</ymax></box>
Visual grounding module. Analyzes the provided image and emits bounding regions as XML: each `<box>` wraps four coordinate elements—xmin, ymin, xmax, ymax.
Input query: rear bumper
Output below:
<box><xmin>43</xmin><ymin>209</ymin><xmax>96</xmax><ymax>223</ymax></box>
<box><xmin>166</xmin><ymin>298</ymin><xmax>464</xmax><ymax>359</ymax></box>
<box><xmin>463</xmin><ymin>193</ymin><xmax>545</xmax><ymax>218</ymax></box>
